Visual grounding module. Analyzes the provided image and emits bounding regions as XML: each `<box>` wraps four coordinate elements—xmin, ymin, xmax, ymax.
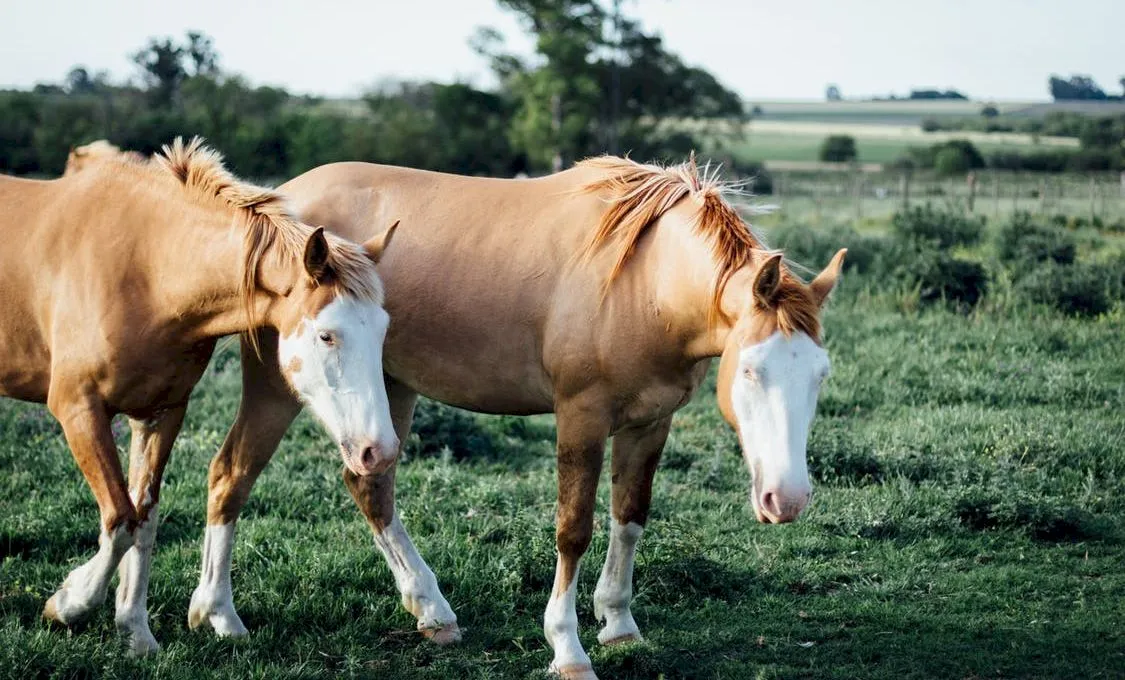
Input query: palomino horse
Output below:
<box><xmin>0</xmin><ymin>138</ymin><xmax>400</xmax><ymax>654</ymax></box>
<box><xmin>63</xmin><ymin>139</ymin><xmax>146</xmax><ymax>176</ymax></box>
<box><xmin>191</xmin><ymin>156</ymin><xmax>845</xmax><ymax>678</ymax></box>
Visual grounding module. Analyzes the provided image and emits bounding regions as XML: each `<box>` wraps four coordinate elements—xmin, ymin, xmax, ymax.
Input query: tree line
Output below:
<box><xmin>0</xmin><ymin>0</ymin><xmax>746</xmax><ymax>179</ymax></box>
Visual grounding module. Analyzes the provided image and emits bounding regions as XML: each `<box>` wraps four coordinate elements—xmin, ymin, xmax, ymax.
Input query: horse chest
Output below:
<box><xmin>98</xmin><ymin>340</ymin><xmax>215</xmax><ymax>414</ymax></box>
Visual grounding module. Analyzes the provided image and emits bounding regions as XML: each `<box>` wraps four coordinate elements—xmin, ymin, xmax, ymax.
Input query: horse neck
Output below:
<box><xmin>147</xmin><ymin>199</ymin><xmax>284</xmax><ymax>341</ymax></box>
<box><xmin>637</xmin><ymin>212</ymin><xmax>756</xmax><ymax>362</ymax></box>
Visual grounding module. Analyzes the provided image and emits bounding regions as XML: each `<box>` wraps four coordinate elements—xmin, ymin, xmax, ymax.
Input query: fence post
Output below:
<box><xmin>993</xmin><ymin>174</ymin><xmax>1000</xmax><ymax>216</ymax></box>
<box><xmin>1039</xmin><ymin>177</ymin><xmax>1047</xmax><ymax>213</ymax></box>
<box><xmin>813</xmin><ymin>183</ymin><xmax>822</xmax><ymax>222</ymax></box>
<box><xmin>854</xmin><ymin>171</ymin><xmax>863</xmax><ymax>221</ymax></box>
<box><xmin>1089</xmin><ymin>176</ymin><xmax>1097</xmax><ymax>220</ymax></box>
<box><xmin>900</xmin><ymin>169</ymin><xmax>912</xmax><ymax>209</ymax></box>
<box><xmin>967</xmin><ymin>172</ymin><xmax>977</xmax><ymax>213</ymax></box>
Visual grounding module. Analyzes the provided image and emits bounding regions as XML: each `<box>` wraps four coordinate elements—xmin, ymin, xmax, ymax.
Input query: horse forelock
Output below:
<box><xmin>577</xmin><ymin>155</ymin><xmax>817</xmax><ymax>335</ymax></box>
<box><xmin>154</xmin><ymin>137</ymin><xmax>384</xmax><ymax>352</ymax></box>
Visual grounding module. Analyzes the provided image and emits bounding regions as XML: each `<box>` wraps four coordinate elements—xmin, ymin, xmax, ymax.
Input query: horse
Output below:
<box><xmin>63</xmin><ymin>139</ymin><xmax>146</xmax><ymax>176</ymax></box>
<box><xmin>0</xmin><ymin>137</ymin><xmax>401</xmax><ymax>655</ymax></box>
<box><xmin>189</xmin><ymin>155</ymin><xmax>846</xmax><ymax>679</ymax></box>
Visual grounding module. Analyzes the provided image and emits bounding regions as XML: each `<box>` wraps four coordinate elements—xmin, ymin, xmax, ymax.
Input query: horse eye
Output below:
<box><xmin>318</xmin><ymin>331</ymin><xmax>335</xmax><ymax>345</ymax></box>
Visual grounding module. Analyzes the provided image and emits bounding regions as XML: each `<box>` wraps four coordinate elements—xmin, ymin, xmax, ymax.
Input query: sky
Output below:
<box><xmin>0</xmin><ymin>0</ymin><xmax>1120</xmax><ymax>101</ymax></box>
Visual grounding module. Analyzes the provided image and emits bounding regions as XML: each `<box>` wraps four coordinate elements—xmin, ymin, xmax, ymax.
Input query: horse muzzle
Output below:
<box><xmin>340</xmin><ymin>436</ymin><xmax>400</xmax><ymax>476</ymax></box>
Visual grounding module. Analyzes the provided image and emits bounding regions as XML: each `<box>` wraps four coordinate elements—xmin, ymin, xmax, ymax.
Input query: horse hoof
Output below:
<box><xmin>421</xmin><ymin>622</ymin><xmax>462</xmax><ymax>646</ymax></box>
<box><xmin>600</xmin><ymin>632</ymin><xmax>642</xmax><ymax>646</ymax></box>
<box><xmin>553</xmin><ymin>663</ymin><xmax>599</xmax><ymax>680</ymax></box>
<box><xmin>126</xmin><ymin>631</ymin><xmax>160</xmax><ymax>656</ymax></box>
<box><xmin>43</xmin><ymin>589</ymin><xmax>96</xmax><ymax>626</ymax></box>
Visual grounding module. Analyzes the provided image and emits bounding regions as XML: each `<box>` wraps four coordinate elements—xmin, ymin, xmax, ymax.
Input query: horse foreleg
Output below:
<box><xmin>342</xmin><ymin>379</ymin><xmax>460</xmax><ymax>644</ymax></box>
<box><xmin>593</xmin><ymin>417</ymin><xmax>670</xmax><ymax>646</ymax></box>
<box><xmin>43</xmin><ymin>390</ymin><xmax>136</xmax><ymax>629</ymax></box>
<box><xmin>113</xmin><ymin>406</ymin><xmax>187</xmax><ymax>655</ymax></box>
<box><xmin>544</xmin><ymin>403</ymin><xmax>610</xmax><ymax>680</ymax></box>
<box><xmin>190</xmin><ymin>332</ymin><xmax>300</xmax><ymax>637</ymax></box>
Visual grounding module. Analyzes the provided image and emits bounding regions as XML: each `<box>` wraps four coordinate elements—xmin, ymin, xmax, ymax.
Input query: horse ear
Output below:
<box><xmin>364</xmin><ymin>220</ymin><xmax>399</xmax><ymax>264</ymax></box>
<box><xmin>752</xmin><ymin>254</ymin><xmax>784</xmax><ymax>308</ymax></box>
<box><xmin>303</xmin><ymin>226</ymin><xmax>332</xmax><ymax>282</ymax></box>
<box><xmin>810</xmin><ymin>248</ymin><xmax>848</xmax><ymax>307</ymax></box>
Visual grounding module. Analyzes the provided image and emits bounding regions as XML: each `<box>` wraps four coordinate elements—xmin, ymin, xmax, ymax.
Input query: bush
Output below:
<box><xmin>892</xmin><ymin>204</ymin><xmax>985</xmax><ymax>250</ymax></box>
<box><xmin>819</xmin><ymin>135</ymin><xmax>857</xmax><ymax>163</ymax></box>
<box><xmin>996</xmin><ymin>212</ymin><xmax>1076</xmax><ymax>266</ymax></box>
<box><xmin>1016</xmin><ymin>263</ymin><xmax>1115</xmax><ymax>317</ymax></box>
<box><xmin>769</xmin><ymin>224</ymin><xmax>889</xmax><ymax>276</ymax></box>
<box><xmin>934</xmin><ymin>146</ymin><xmax>971</xmax><ymax>175</ymax></box>
<box><xmin>911</xmin><ymin>248</ymin><xmax>989</xmax><ymax>307</ymax></box>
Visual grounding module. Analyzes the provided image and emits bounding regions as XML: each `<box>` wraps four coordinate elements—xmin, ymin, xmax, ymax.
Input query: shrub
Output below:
<box><xmin>892</xmin><ymin>204</ymin><xmax>985</xmax><ymax>250</ymax></box>
<box><xmin>819</xmin><ymin>135</ymin><xmax>857</xmax><ymax>163</ymax></box>
<box><xmin>996</xmin><ymin>212</ymin><xmax>1076</xmax><ymax>266</ymax></box>
<box><xmin>768</xmin><ymin>223</ymin><xmax>892</xmax><ymax>276</ymax></box>
<box><xmin>1016</xmin><ymin>263</ymin><xmax>1113</xmax><ymax>317</ymax></box>
<box><xmin>934</xmin><ymin>146</ymin><xmax>971</xmax><ymax>175</ymax></box>
<box><xmin>913</xmin><ymin>250</ymin><xmax>989</xmax><ymax>307</ymax></box>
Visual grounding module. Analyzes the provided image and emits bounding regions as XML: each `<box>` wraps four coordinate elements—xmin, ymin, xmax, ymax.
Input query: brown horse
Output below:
<box><xmin>0</xmin><ymin>138</ymin><xmax>400</xmax><ymax>655</ymax></box>
<box><xmin>191</xmin><ymin>156</ymin><xmax>845</xmax><ymax>678</ymax></box>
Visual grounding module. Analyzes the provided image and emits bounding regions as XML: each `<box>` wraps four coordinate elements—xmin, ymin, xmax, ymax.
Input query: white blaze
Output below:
<box><xmin>277</xmin><ymin>296</ymin><xmax>397</xmax><ymax>473</ymax></box>
<box><xmin>730</xmin><ymin>331</ymin><xmax>828</xmax><ymax>516</ymax></box>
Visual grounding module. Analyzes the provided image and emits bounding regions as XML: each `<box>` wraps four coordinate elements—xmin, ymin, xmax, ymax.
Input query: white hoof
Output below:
<box><xmin>43</xmin><ymin>585</ymin><xmax>105</xmax><ymax>625</ymax></box>
<box><xmin>188</xmin><ymin>590</ymin><xmax>249</xmax><ymax>637</ymax></box>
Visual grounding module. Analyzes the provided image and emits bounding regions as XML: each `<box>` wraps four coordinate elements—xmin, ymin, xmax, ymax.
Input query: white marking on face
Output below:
<box><xmin>188</xmin><ymin>523</ymin><xmax>248</xmax><ymax>637</ymax></box>
<box><xmin>277</xmin><ymin>295</ymin><xmax>398</xmax><ymax>475</ymax></box>
<box><xmin>731</xmin><ymin>330</ymin><xmax>828</xmax><ymax>523</ymax></box>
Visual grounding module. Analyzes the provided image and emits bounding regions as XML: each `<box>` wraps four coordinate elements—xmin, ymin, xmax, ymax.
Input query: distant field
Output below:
<box><xmin>746</xmin><ymin>99</ymin><xmax>1125</xmax><ymax>126</ymax></box>
<box><xmin>726</xmin><ymin>120</ymin><xmax>1078</xmax><ymax>165</ymax></box>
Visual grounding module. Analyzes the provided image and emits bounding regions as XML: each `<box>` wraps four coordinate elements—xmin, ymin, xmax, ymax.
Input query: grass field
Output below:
<box><xmin>729</xmin><ymin>121</ymin><xmax>1079</xmax><ymax>166</ymax></box>
<box><xmin>2</xmin><ymin>222</ymin><xmax>1125</xmax><ymax>678</ymax></box>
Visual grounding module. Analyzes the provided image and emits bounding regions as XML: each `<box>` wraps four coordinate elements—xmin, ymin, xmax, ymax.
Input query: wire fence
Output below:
<box><xmin>759</xmin><ymin>170</ymin><xmax>1125</xmax><ymax>224</ymax></box>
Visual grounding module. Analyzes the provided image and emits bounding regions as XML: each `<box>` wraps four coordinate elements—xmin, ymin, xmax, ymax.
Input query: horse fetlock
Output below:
<box><xmin>115</xmin><ymin>611</ymin><xmax>160</xmax><ymax>656</ymax></box>
<box><xmin>596</xmin><ymin>608</ymin><xmax>641</xmax><ymax>646</ymax></box>
<box><xmin>188</xmin><ymin>586</ymin><xmax>248</xmax><ymax>637</ymax></box>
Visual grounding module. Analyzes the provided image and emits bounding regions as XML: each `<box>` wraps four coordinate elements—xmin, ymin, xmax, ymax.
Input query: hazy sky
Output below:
<box><xmin>1</xmin><ymin>0</ymin><xmax>1120</xmax><ymax>101</ymax></box>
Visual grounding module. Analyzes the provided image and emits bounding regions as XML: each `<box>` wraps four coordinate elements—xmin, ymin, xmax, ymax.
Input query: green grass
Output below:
<box><xmin>3</xmin><ymin>252</ymin><xmax>1125</xmax><ymax>677</ymax></box>
<box><xmin>730</xmin><ymin>130</ymin><xmax>1072</xmax><ymax>166</ymax></box>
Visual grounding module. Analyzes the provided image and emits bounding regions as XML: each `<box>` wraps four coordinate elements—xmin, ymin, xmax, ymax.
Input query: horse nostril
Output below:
<box><xmin>360</xmin><ymin>445</ymin><xmax>377</xmax><ymax>469</ymax></box>
<box><xmin>761</xmin><ymin>491</ymin><xmax>780</xmax><ymax>517</ymax></box>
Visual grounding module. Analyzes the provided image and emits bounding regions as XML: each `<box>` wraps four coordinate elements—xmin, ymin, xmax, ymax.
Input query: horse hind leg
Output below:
<box><xmin>43</xmin><ymin>392</ymin><xmax>136</xmax><ymax>629</ymax></box>
<box><xmin>113</xmin><ymin>407</ymin><xmax>186</xmax><ymax>655</ymax></box>
<box><xmin>593</xmin><ymin>417</ymin><xmax>670</xmax><ymax>647</ymax></box>
<box><xmin>343</xmin><ymin>379</ymin><xmax>460</xmax><ymax>645</ymax></box>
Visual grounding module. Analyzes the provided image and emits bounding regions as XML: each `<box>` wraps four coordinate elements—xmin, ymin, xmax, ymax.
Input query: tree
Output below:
<box><xmin>132</xmin><ymin>37</ymin><xmax>187</xmax><ymax>106</ymax></box>
<box><xmin>1049</xmin><ymin>74</ymin><xmax>1107</xmax><ymax>101</ymax></box>
<box><xmin>65</xmin><ymin>67</ymin><xmax>95</xmax><ymax>95</ymax></box>
<box><xmin>981</xmin><ymin>104</ymin><xmax>999</xmax><ymax>118</ymax></box>
<box><xmin>186</xmin><ymin>31</ymin><xmax>220</xmax><ymax>76</ymax></box>
<box><xmin>476</xmin><ymin>0</ymin><xmax>744</xmax><ymax>171</ymax></box>
<box><xmin>819</xmin><ymin>135</ymin><xmax>856</xmax><ymax>163</ymax></box>
<box><xmin>826</xmin><ymin>84</ymin><xmax>841</xmax><ymax>101</ymax></box>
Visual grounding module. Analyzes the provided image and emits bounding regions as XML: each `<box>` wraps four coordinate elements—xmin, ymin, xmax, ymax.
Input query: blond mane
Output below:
<box><xmin>154</xmin><ymin>137</ymin><xmax>384</xmax><ymax>350</ymax></box>
<box><xmin>577</xmin><ymin>155</ymin><xmax>820</xmax><ymax>338</ymax></box>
